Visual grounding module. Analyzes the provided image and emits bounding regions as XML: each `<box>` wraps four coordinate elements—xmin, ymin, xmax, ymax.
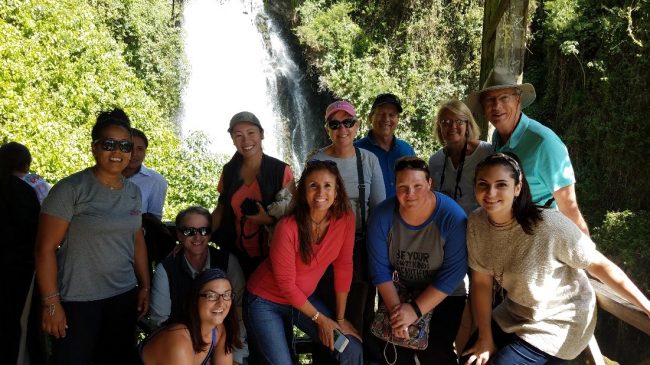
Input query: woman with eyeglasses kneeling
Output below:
<box><xmin>137</xmin><ymin>268</ymin><xmax>240</xmax><ymax>365</ymax></box>
<box><xmin>428</xmin><ymin>100</ymin><xmax>492</xmax><ymax>215</ymax></box>
<box><xmin>35</xmin><ymin>109</ymin><xmax>150</xmax><ymax>364</ymax></box>
<box><xmin>367</xmin><ymin>156</ymin><xmax>468</xmax><ymax>365</ymax></box>
<box><xmin>147</xmin><ymin>206</ymin><xmax>247</xmax><ymax>363</ymax></box>
<box><xmin>311</xmin><ymin>100</ymin><xmax>386</xmax><ymax>336</ymax></box>
<box><xmin>463</xmin><ymin>153</ymin><xmax>650</xmax><ymax>365</ymax></box>
<box><xmin>244</xmin><ymin>160</ymin><xmax>363</xmax><ymax>364</ymax></box>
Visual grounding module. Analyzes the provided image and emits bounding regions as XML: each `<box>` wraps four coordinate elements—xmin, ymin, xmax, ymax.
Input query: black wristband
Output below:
<box><xmin>410</xmin><ymin>301</ymin><xmax>423</xmax><ymax>318</ymax></box>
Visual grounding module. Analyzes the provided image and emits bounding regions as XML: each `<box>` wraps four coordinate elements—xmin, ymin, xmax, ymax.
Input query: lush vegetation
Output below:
<box><xmin>0</xmin><ymin>0</ymin><xmax>221</xmax><ymax>220</ymax></box>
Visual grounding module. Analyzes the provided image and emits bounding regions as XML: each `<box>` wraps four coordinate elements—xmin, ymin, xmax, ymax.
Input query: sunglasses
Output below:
<box><xmin>180</xmin><ymin>226</ymin><xmax>210</xmax><ymax>237</ymax></box>
<box><xmin>395</xmin><ymin>158</ymin><xmax>428</xmax><ymax>172</ymax></box>
<box><xmin>93</xmin><ymin>138</ymin><xmax>134</xmax><ymax>153</ymax></box>
<box><xmin>199</xmin><ymin>291</ymin><xmax>233</xmax><ymax>302</ymax></box>
<box><xmin>326</xmin><ymin>118</ymin><xmax>357</xmax><ymax>130</ymax></box>
<box><xmin>306</xmin><ymin>159</ymin><xmax>337</xmax><ymax>168</ymax></box>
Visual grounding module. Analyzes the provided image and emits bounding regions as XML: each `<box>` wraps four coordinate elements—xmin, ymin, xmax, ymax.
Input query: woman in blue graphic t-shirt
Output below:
<box><xmin>367</xmin><ymin>156</ymin><xmax>468</xmax><ymax>364</ymax></box>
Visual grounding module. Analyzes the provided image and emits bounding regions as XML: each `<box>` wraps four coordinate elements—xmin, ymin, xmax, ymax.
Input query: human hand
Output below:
<box><xmin>137</xmin><ymin>287</ymin><xmax>150</xmax><ymax>320</ymax></box>
<box><xmin>245</xmin><ymin>203</ymin><xmax>274</xmax><ymax>225</ymax></box>
<box><xmin>462</xmin><ymin>336</ymin><xmax>496</xmax><ymax>365</ymax></box>
<box><xmin>337</xmin><ymin>318</ymin><xmax>362</xmax><ymax>342</ymax></box>
<box><xmin>389</xmin><ymin>302</ymin><xmax>418</xmax><ymax>339</ymax></box>
<box><xmin>42</xmin><ymin>301</ymin><xmax>67</xmax><ymax>339</ymax></box>
<box><xmin>315</xmin><ymin>315</ymin><xmax>339</xmax><ymax>351</ymax></box>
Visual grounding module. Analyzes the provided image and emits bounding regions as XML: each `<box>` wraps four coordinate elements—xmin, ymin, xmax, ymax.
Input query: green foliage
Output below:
<box><xmin>0</xmin><ymin>0</ymin><xmax>220</xmax><ymax>221</ymax></box>
<box><xmin>525</xmin><ymin>0</ymin><xmax>650</xmax><ymax>218</ymax></box>
<box><xmin>292</xmin><ymin>0</ymin><xmax>484</xmax><ymax>157</ymax></box>
<box><xmin>593</xmin><ymin>210</ymin><xmax>650</xmax><ymax>294</ymax></box>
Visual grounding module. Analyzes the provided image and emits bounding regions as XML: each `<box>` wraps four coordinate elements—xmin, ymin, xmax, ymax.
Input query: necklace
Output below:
<box><xmin>310</xmin><ymin>214</ymin><xmax>329</xmax><ymax>242</ymax></box>
<box><xmin>488</xmin><ymin>216</ymin><xmax>516</xmax><ymax>228</ymax></box>
<box><xmin>93</xmin><ymin>168</ymin><xmax>124</xmax><ymax>190</ymax></box>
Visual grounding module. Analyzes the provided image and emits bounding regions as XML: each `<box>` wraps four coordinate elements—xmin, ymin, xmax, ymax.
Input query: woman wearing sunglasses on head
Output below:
<box><xmin>311</xmin><ymin>100</ymin><xmax>386</xmax><ymax>335</ymax></box>
<box><xmin>463</xmin><ymin>153</ymin><xmax>650</xmax><ymax>365</ymax></box>
<box><xmin>147</xmin><ymin>206</ymin><xmax>247</xmax><ymax>363</ymax></box>
<box><xmin>428</xmin><ymin>100</ymin><xmax>492</xmax><ymax>215</ymax></box>
<box><xmin>35</xmin><ymin>108</ymin><xmax>150</xmax><ymax>364</ymax></box>
<box><xmin>211</xmin><ymin>111</ymin><xmax>296</xmax><ymax>280</ymax></box>
<box><xmin>137</xmin><ymin>268</ymin><xmax>240</xmax><ymax>365</ymax></box>
<box><xmin>367</xmin><ymin>156</ymin><xmax>468</xmax><ymax>364</ymax></box>
<box><xmin>244</xmin><ymin>160</ymin><xmax>363</xmax><ymax>364</ymax></box>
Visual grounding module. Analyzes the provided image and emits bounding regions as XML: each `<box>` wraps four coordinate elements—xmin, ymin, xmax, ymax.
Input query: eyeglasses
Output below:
<box><xmin>439</xmin><ymin>119</ymin><xmax>467</xmax><ymax>127</ymax></box>
<box><xmin>481</xmin><ymin>93</ymin><xmax>520</xmax><ymax>106</ymax></box>
<box><xmin>180</xmin><ymin>227</ymin><xmax>210</xmax><ymax>237</ymax></box>
<box><xmin>395</xmin><ymin>158</ymin><xmax>428</xmax><ymax>172</ymax></box>
<box><xmin>93</xmin><ymin>138</ymin><xmax>134</xmax><ymax>153</ymax></box>
<box><xmin>326</xmin><ymin>118</ymin><xmax>357</xmax><ymax>130</ymax></box>
<box><xmin>199</xmin><ymin>291</ymin><xmax>233</xmax><ymax>302</ymax></box>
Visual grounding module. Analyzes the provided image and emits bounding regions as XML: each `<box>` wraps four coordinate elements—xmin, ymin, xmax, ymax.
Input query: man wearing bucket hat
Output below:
<box><xmin>466</xmin><ymin>67</ymin><xmax>589</xmax><ymax>235</ymax></box>
<box><xmin>355</xmin><ymin>93</ymin><xmax>416</xmax><ymax>197</ymax></box>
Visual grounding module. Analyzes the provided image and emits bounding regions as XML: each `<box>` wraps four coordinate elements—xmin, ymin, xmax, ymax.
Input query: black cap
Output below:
<box><xmin>371</xmin><ymin>93</ymin><xmax>403</xmax><ymax>113</ymax></box>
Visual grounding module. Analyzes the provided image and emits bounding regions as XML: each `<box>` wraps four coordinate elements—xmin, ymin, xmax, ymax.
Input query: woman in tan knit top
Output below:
<box><xmin>463</xmin><ymin>153</ymin><xmax>650</xmax><ymax>365</ymax></box>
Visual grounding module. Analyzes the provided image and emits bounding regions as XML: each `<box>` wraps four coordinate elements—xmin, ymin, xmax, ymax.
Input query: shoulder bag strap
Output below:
<box><xmin>354</xmin><ymin>147</ymin><xmax>367</xmax><ymax>234</ymax></box>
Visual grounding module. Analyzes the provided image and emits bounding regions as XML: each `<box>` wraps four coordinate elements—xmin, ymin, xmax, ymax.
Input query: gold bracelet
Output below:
<box><xmin>311</xmin><ymin>311</ymin><xmax>320</xmax><ymax>322</ymax></box>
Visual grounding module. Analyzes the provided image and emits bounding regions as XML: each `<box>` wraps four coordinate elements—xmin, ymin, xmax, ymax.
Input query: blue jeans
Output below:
<box><xmin>490</xmin><ymin>336</ymin><xmax>565</xmax><ymax>365</ymax></box>
<box><xmin>243</xmin><ymin>290</ymin><xmax>363</xmax><ymax>365</ymax></box>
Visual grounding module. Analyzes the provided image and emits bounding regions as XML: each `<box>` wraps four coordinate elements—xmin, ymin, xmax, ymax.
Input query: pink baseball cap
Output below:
<box><xmin>325</xmin><ymin>100</ymin><xmax>357</xmax><ymax>121</ymax></box>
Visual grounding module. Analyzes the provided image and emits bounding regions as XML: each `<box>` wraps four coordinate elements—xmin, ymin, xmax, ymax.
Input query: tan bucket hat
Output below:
<box><xmin>466</xmin><ymin>67</ymin><xmax>536</xmax><ymax>115</ymax></box>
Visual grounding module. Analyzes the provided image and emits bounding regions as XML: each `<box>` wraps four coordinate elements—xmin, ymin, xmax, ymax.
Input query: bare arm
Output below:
<box><xmin>34</xmin><ymin>213</ymin><xmax>69</xmax><ymax>338</ymax></box>
<box><xmin>554</xmin><ymin>184</ymin><xmax>590</xmax><ymax>236</ymax></box>
<box><xmin>587</xmin><ymin>251</ymin><xmax>650</xmax><ymax>316</ymax></box>
<box><xmin>134</xmin><ymin>228</ymin><xmax>151</xmax><ymax>319</ymax></box>
<box><xmin>334</xmin><ymin>291</ymin><xmax>361</xmax><ymax>340</ymax></box>
<box><xmin>213</xmin><ymin>324</ymin><xmax>234</xmax><ymax>365</ymax></box>
<box><xmin>463</xmin><ymin>270</ymin><xmax>496</xmax><ymax>365</ymax></box>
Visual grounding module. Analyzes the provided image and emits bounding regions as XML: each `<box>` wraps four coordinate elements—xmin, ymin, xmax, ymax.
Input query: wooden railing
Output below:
<box><xmin>586</xmin><ymin>279</ymin><xmax>650</xmax><ymax>364</ymax></box>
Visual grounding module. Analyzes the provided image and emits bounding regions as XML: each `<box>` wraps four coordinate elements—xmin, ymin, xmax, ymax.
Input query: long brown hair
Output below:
<box><xmin>291</xmin><ymin>160</ymin><xmax>352</xmax><ymax>264</ymax></box>
<box><xmin>475</xmin><ymin>152</ymin><xmax>542</xmax><ymax>234</ymax></box>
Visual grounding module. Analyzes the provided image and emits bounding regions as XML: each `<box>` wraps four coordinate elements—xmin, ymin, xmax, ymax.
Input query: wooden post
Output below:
<box><xmin>478</xmin><ymin>0</ymin><xmax>530</xmax><ymax>140</ymax></box>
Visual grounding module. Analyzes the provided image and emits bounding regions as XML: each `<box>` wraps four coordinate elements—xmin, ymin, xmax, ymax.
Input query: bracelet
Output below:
<box><xmin>140</xmin><ymin>287</ymin><xmax>150</xmax><ymax>292</ymax></box>
<box><xmin>410</xmin><ymin>301</ymin><xmax>423</xmax><ymax>319</ymax></box>
<box><xmin>336</xmin><ymin>318</ymin><xmax>345</xmax><ymax>322</ymax></box>
<box><xmin>42</xmin><ymin>292</ymin><xmax>60</xmax><ymax>303</ymax></box>
<box><xmin>44</xmin><ymin>303</ymin><xmax>56</xmax><ymax>317</ymax></box>
<box><xmin>311</xmin><ymin>311</ymin><xmax>320</xmax><ymax>322</ymax></box>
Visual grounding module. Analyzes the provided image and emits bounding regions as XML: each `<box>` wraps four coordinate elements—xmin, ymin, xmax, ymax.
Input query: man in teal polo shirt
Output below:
<box><xmin>355</xmin><ymin>93</ymin><xmax>416</xmax><ymax>196</ymax></box>
<box><xmin>467</xmin><ymin>68</ymin><xmax>589</xmax><ymax>235</ymax></box>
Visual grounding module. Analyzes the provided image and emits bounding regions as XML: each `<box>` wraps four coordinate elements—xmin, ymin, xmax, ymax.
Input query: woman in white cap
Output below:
<box><xmin>311</xmin><ymin>100</ymin><xmax>386</xmax><ymax>336</ymax></box>
<box><xmin>428</xmin><ymin>100</ymin><xmax>492</xmax><ymax>215</ymax></box>
<box><xmin>211</xmin><ymin>111</ymin><xmax>296</xmax><ymax>279</ymax></box>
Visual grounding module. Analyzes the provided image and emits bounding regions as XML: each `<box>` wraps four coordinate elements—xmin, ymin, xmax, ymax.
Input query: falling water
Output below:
<box><xmin>179</xmin><ymin>0</ymin><xmax>327</xmax><ymax>167</ymax></box>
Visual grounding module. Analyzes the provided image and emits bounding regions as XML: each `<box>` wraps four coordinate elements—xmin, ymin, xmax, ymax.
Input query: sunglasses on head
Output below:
<box><xmin>94</xmin><ymin>138</ymin><xmax>134</xmax><ymax>153</ymax></box>
<box><xmin>180</xmin><ymin>226</ymin><xmax>210</xmax><ymax>237</ymax></box>
<box><xmin>326</xmin><ymin>118</ymin><xmax>356</xmax><ymax>130</ymax></box>
<box><xmin>306</xmin><ymin>159</ymin><xmax>337</xmax><ymax>168</ymax></box>
<box><xmin>395</xmin><ymin>158</ymin><xmax>428</xmax><ymax>172</ymax></box>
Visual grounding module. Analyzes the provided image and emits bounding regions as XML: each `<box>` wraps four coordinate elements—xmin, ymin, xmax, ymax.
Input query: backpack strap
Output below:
<box><xmin>354</xmin><ymin>147</ymin><xmax>367</xmax><ymax>235</ymax></box>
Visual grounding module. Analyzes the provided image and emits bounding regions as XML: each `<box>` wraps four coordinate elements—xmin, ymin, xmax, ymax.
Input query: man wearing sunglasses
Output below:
<box><xmin>355</xmin><ymin>93</ymin><xmax>416</xmax><ymax>197</ymax></box>
<box><xmin>122</xmin><ymin>128</ymin><xmax>168</xmax><ymax>220</ymax></box>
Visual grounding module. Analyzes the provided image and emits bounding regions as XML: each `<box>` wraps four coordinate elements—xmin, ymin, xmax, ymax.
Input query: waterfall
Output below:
<box><xmin>179</xmin><ymin>0</ymin><xmax>327</xmax><ymax>168</ymax></box>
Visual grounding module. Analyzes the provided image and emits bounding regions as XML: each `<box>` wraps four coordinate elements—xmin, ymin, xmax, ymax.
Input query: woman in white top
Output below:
<box><xmin>428</xmin><ymin>100</ymin><xmax>492</xmax><ymax>215</ymax></box>
<box><xmin>463</xmin><ymin>153</ymin><xmax>650</xmax><ymax>364</ymax></box>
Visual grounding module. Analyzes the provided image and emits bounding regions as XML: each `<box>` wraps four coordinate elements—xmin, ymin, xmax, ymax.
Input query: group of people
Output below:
<box><xmin>4</xmin><ymin>68</ymin><xmax>650</xmax><ymax>365</ymax></box>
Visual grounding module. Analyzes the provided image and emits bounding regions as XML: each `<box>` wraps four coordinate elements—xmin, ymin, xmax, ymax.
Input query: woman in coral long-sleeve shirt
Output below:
<box><xmin>244</xmin><ymin>160</ymin><xmax>363</xmax><ymax>364</ymax></box>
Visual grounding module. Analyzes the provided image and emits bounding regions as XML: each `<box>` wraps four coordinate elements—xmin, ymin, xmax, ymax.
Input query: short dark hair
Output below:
<box><xmin>175</xmin><ymin>206</ymin><xmax>212</xmax><ymax>232</ymax></box>
<box><xmin>475</xmin><ymin>152</ymin><xmax>542</xmax><ymax>234</ymax></box>
<box><xmin>91</xmin><ymin>108</ymin><xmax>132</xmax><ymax>141</ymax></box>
<box><xmin>0</xmin><ymin>142</ymin><xmax>32</xmax><ymax>175</ymax></box>
<box><xmin>130</xmin><ymin>128</ymin><xmax>149</xmax><ymax>148</ymax></box>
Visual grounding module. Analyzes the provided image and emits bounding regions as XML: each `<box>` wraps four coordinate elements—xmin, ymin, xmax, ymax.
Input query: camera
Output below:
<box><xmin>240</xmin><ymin>198</ymin><xmax>260</xmax><ymax>216</ymax></box>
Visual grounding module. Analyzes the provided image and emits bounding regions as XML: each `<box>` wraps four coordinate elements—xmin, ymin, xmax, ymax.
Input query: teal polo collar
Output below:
<box><xmin>495</xmin><ymin>112</ymin><xmax>528</xmax><ymax>149</ymax></box>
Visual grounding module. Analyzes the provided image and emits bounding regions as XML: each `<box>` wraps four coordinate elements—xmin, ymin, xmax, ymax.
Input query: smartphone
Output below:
<box><xmin>333</xmin><ymin>328</ymin><xmax>349</xmax><ymax>353</ymax></box>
